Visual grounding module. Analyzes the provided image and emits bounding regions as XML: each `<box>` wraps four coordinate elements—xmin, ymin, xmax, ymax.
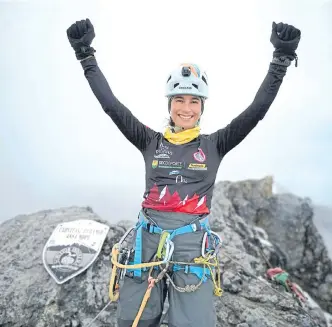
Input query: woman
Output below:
<box><xmin>67</xmin><ymin>19</ymin><xmax>301</xmax><ymax>327</ymax></box>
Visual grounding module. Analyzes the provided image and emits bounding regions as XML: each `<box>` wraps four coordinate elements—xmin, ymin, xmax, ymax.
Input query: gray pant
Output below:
<box><xmin>116</xmin><ymin>209</ymin><xmax>217</xmax><ymax>327</ymax></box>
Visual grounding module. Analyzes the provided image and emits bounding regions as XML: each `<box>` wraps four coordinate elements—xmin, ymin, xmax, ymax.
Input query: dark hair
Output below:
<box><xmin>168</xmin><ymin>116</ymin><xmax>175</xmax><ymax>127</ymax></box>
<box><xmin>168</xmin><ymin>97</ymin><xmax>174</xmax><ymax>113</ymax></box>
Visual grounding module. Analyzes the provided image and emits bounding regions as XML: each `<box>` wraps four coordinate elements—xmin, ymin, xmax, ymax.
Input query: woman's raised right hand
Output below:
<box><xmin>66</xmin><ymin>18</ymin><xmax>96</xmax><ymax>60</ymax></box>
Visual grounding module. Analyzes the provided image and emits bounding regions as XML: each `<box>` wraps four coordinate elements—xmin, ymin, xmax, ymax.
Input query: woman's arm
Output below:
<box><xmin>67</xmin><ymin>18</ymin><xmax>157</xmax><ymax>152</ymax></box>
<box><xmin>209</xmin><ymin>21</ymin><xmax>301</xmax><ymax>157</ymax></box>
<box><xmin>209</xmin><ymin>62</ymin><xmax>287</xmax><ymax>156</ymax></box>
<box><xmin>80</xmin><ymin>56</ymin><xmax>157</xmax><ymax>151</ymax></box>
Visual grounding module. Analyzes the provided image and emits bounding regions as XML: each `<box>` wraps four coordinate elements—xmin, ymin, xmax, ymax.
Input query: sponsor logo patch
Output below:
<box><xmin>152</xmin><ymin>160</ymin><xmax>158</xmax><ymax>169</ymax></box>
<box><xmin>159</xmin><ymin>161</ymin><xmax>183</xmax><ymax>169</ymax></box>
<box><xmin>193</xmin><ymin>148</ymin><xmax>206</xmax><ymax>163</ymax></box>
<box><xmin>154</xmin><ymin>143</ymin><xmax>173</xmax><ymax>159</ymax></box>
<box><xmin>169</xmin><ymin>170</ymin><xmax>180</xmax><ymax>175</ymax></box>
<box><xmin>154</xmin><ymin>153</ymin><xmax>170</xmax><ymax>159</ymax></box>
<box><xmin>153</xmin><ymin>160</ymin><xmax>183</xmax><ymax>169</ymax></box>
<box><xmin>188</xmin><ymin>163</ymin><xmax>207</xmax><ymax>171</ymax></box>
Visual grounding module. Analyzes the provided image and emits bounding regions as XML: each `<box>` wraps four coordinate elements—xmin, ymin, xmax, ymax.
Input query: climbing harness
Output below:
<box><xmin>90</xmin><ymin>223</ymin><xmax>317</xmax><ymax>327</ymax></box>
<box><xmin>108</xmin><ymin>210</ymin><xmax>223</xmax><ymax>327</ymax></box>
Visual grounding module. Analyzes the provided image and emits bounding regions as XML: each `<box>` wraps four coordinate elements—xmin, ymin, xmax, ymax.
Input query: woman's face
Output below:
<box><xmin>170</xmin><ymin>95</ymin><xmax>202</xmax><ymax>130</ymax></box>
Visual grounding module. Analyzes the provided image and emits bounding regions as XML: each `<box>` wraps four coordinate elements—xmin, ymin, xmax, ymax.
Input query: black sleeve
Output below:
<box><xmin>80</xmin><ymin>56</ymin><xmax>157</xmax><ymax>152</ymax></box>
<box><xmin>209</xmin><ymin>63</ymin><xmax>288</xmax><ymax>157</ymax></box>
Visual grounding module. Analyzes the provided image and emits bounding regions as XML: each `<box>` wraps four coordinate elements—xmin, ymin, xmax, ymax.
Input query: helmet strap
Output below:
<box><xmin>169</xmin><ymin>117</ymin><xmax>201</xmax><ymax>133</ymax></box>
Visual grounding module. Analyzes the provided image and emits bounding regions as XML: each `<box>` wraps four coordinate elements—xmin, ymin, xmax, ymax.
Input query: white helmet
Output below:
<box><xmin>165</xmin><ymin>63</ymin><xmax>209</xmax><ymax>99</ymax></box>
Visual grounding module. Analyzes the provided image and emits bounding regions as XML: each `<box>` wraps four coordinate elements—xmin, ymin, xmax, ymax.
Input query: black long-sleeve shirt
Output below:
<box><xmin>81</xmin><ymin>57</ymin><xmax>287</xmax><ymax>214</ymax></box>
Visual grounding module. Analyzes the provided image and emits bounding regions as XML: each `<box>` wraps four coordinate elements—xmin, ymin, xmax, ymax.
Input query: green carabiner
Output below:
<box><xmin>156</xmin><ymin>231</ymin><xmax>170</xmax><ymax>260</ymax></box>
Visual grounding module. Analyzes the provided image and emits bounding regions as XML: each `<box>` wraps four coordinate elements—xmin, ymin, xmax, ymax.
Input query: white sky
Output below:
<box><xmin>1</xmin><ymin>0</ymin><xmax>331</xmax><ymax>222</ymax></box>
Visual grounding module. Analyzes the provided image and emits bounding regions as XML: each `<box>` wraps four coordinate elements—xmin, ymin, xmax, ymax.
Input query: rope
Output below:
<box><xmin>132</xmin><ymin>260</ymin><xmax>169</xmax><ymax>327</ymax></box>
<box><xmin>109</xmin><ymin>244</ymin><xmax>174</xmax><ymax>302</ymax></box>
<box><xmin>87</xmin><ymin>244</ymin><xmax>317</xmax><ymax>327</ymax></box>
<box><xmin>85</xmin><ymin>300</ymin><xmax>112</xmax><ymax>327</ymax></box>
<box><xmin>106</xmin><ymin>233</ymin><xmax>320</xmax><ymax>327</ymax></box>
<box><xmin>108</xmin><ymin>239</ymin><xmax>223</xmax><ymax>327</ymax></box>
<box><xmin>110</xmin><ymin>248</ymin><xmax>222</xmax><ymax>295</ymax></box>
<box><xmin>132</xmin><ymin>271</ymin><xmax>155</xmax><ymax>326</ymax></box>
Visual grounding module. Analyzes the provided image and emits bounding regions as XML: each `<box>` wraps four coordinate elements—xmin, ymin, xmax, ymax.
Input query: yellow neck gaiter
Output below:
<box><xmin>164</xmin><ymin>126</ymin><xmax>200</xmax><ymax>145</ymax></box>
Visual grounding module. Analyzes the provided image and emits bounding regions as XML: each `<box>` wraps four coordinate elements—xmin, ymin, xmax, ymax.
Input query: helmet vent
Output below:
<box><xmin>202</xmin><ymin>75</ymin><xmax>208</xmax><ymax>85</ymax></box>
<box><xmin>165</xmin><ymin>64</ymin><xmax>208</xmax><ymax>99</ymax></box>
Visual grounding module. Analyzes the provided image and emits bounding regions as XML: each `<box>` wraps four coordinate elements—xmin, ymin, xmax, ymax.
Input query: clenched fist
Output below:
<box><xmin>270</xmin><ymin>22</ymin><xmax>301</xmax><ymax>61</ymax></box>
<box><xmin>67</xmin><ymin>18</ymin><xmax>96</xmax><ymax>60</ymax></box>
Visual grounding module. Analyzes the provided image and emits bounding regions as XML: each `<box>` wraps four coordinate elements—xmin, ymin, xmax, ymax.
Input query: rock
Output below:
<box><xmin>312</xmin><ymin>205</ymin><xmax>332</xmax><ymax>256</ymax></box>
<box><xmin>0</xmin><ymin>206</ymin><xmax>123</xmax><ymax>327</ymax></box>
<box><xmin>1</xmin><ymin>177</ymin><xmax>331</xmax><ymax>327</ymax></box>
<box><xmin>215</xmin><ymin>177</ymin><xmax>332</xmax><ymax>313</ymax></box>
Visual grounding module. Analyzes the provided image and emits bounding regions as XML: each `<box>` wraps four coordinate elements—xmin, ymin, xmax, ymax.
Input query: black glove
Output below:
<box><xmin>67</xmin><ymin>18</ymin><xmax>96</xmax><ymax>60</ymax></box>
<box><xmin>270</xmin><ymin>22</ymin><xmax>301</xmax><ymax>65</ymax></box>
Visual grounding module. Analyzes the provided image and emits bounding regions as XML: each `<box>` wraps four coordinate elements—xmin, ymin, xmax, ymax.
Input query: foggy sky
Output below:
<box><xmin>1</xmin><ymin>0</ymin><xmax>331</xmax><ymax>223</ymax></box>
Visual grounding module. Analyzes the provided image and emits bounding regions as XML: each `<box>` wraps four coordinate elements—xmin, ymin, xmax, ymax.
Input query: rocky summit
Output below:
<box><xmin>1</xmin><ymin>176</ymin><xmax>331</xmax><ymax>327</ymax></box>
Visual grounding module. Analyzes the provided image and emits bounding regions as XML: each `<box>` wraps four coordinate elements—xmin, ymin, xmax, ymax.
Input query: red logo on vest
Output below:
<box><xmin>193</xmin><ymin>148</ymin><xmax>206</xmax><ymax>163</ymax></box>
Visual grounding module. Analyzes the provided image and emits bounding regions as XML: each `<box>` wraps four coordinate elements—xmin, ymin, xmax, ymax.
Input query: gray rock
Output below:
<box><xmin>214</xmin><ymin>177</ymin><xmax>332</xmax><ymax>313</ymax></box>
<box><xmin>0</xmin><ymin>206</ymin><xmax>122</xmax><ymax>327</ymax></box>
<box><xmin>1</xmin><ymin>177</ymin><xmax>330</xmax><ymax>327</ymax></box>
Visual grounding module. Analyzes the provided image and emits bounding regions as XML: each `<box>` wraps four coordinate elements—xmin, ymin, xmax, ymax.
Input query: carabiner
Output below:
<box><xmin>119</xmin><ymin>248</ymin><xmax>133</xmax><ymax>280</ymax></box>
<box><xmin>210</xmin><ymin>231</ymin><xmax>223</xmax><ymax>247</ymax></box>
<box><xmin>201</xmin><ymin>232</ymin><xmax>209</xmax><ymax>258</ymax></box>
<box><xmin>157</xmin><ymin>231</ymin><xmax>171</xmax><ymax>260</ymax></box>
<box><xmin>118</xmin><ymin>227</ymin><xmax>135</xmax><ymax>249</ymax></box>
<box><xmin>201</xmin><ymin>231</ymin><xmax>223</xmax><ymax>258</ymax></box>
<box><xmin>163</xmin><ymin>238</ymin><xmax>174</xmax><ymax>263</ymax></box>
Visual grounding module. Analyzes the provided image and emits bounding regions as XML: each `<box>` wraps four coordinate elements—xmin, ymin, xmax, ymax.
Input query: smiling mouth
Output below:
<box><xmin>178</xmin><ymin>114</ymin><xmax>194</xmax><ymax>120</ymax></box>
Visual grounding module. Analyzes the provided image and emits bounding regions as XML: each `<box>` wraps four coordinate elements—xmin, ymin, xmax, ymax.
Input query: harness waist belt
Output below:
<box><xmin>131</xmin><ymin>211</ymin><xmax>211</xmax><ymax>278</ymax></box>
